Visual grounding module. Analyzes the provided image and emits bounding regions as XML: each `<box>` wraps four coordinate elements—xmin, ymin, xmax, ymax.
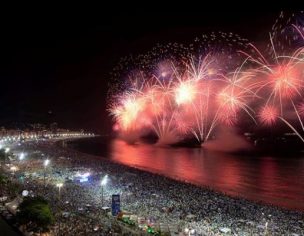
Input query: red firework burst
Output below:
<box><xmin>259</xmin><ymin>105</ymin><xmax>278</xmax><ymax>125</ymax></box>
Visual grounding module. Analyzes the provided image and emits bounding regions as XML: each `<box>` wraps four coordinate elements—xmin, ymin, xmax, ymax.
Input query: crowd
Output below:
<box><xmin>1</xmin><ymin>138</ymin><xmax>304</xmax><ymax>235</ymax></box>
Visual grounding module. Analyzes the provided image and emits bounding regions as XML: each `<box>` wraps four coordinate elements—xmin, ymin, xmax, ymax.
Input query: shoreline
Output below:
<box><xmin>4</xmin><ymin>137</ymin><xmax>304</xmax><ymax>235</ymax></box>
<box><xmin>66</xmin><ymin>137</ymin><xmax>304</xmax><ymax>213</ymax></box>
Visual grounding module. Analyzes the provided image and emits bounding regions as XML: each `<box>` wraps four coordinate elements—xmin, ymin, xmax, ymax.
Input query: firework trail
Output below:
<box><xmin>173</xmin><ymin>56</ymin><xmax>217</xmax><ymax>143</ymax></box>
<box><xmin>108</xmin><ymin>11</ymin><xmax>304</xmax><ymax>146</ymax></box>
<box><xmin>244</xmin><ymin>11</ymin><xmax>304</xmax><ymax>143</ymax></box>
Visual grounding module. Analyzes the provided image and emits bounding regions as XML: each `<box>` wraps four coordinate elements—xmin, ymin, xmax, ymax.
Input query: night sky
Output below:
<box><xmin>0</xmin><ymin>10</ymin><xmax>285</xmax><ymax>133</ymax></box>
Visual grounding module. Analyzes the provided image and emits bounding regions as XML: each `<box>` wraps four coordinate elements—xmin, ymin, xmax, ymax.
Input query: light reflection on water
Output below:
<box><xmin>77</xmin><ymin>138</ymin><xmax>304</xmax><ymax>211</ymax></box>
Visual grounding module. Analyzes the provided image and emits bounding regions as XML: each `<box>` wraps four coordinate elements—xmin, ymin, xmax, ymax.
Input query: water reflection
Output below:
<box><xmin>109</xmin><ymin>139</ymin><xmax>304</xmax><ymax>210</ymax></box>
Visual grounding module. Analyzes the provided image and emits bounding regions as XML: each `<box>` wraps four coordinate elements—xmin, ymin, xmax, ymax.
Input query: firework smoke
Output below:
<box><xmin>109</xmin><ymin>11</ymin><xmax>304</xmax><ymax>147</ymax></box>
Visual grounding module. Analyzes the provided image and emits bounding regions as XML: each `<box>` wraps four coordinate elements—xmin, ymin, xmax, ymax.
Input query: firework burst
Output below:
<box><xmin>108</xmin><ymin>11</ymin><xmax>304</xmax><ymax>146</ymax></box>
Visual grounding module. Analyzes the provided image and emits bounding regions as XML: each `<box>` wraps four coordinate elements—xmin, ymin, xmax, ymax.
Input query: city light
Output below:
<box><xmin>100</xmin><ymin>174</ymin><xmax>108</xmax><ymax>207</ymax></box>
<box><xmin>76</xmin><ymin>172</ymin><xmax>91</xmax><ymax>178</ymax></box>
<box><xmin>75</xmin><ymin>172</ymin><xmax>91</xmax><ymax>182</ymax></box>
<box><xmin>56</xmin><ymin>182</ymin><xmax>64</xmax><ymax>201</ymax></box>
<box><xmin>10</xmin><ymin>166</ymin><xmax>18</xmax><ymax>172</ymax></box>
<box><xmin>44</xmin><ymin>159</ymin><xmax>50</xmax><ymax>167</ymax></box>
<box><xmin>101</xmin><ymin>174</ymin><xmax>108</xmax><ymax>186</ymax></box>
<box><xmin>43</xmin><ymin>159</ymin><xmax>51</xmax><ymax>193</ymax></box>
<box><xmin>19</xmin><ymin>152</ymin><xmax>25</xmax><ymax>161</ymax></box>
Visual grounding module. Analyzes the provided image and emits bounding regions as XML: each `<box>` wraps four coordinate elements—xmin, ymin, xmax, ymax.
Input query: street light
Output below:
<box><xmin>10</xmin><ymin>166</ymin><xmax>18</xmax><ymax>174</ymax></box>
<box><xmin>5</xmin><ymin>147</ymin><xmax>10</xmax><ymax>153</ymax></box>
<box><xmin>43</xmin><ymin>159</ymin><xmax>50</xmax><ymax>193</ymax></box>
<box><xmin>10</xmin><ymin>166</ymin><xmax>18</xmax><ymax>180</ymax></box>
<box><xmin>44</xmin><ymin>159</ymin><xmax>50</xmax><ymax>167</ymax></box>
<box><xmin>264</xmin><ymin>214</ymin><xmax>272</xmax><ymax>236</ymax></box>
<box><xmin>184</xmin><ymin>227</ymin><xmax>196</xmax><ymax>236</ymax></box>
<box><xmin>56</xmin><ymin>182</ymin><xmax>64</xmax><ymax>200</ymax></box>
<box><xmin>19</xmin><ymin>152</ymin><xmax>25</xmax><ymax>161</ymax></box>
<box><xmin>100</xmin><ymin>174</ymin><xmax>108</xmax><ymax>207</ymax></box>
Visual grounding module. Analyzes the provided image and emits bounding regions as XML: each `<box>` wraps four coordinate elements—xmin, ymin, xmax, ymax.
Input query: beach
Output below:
<box><xmin>1</xmin><ymin>137</ymin><xmax>304</xmax><ymax>235</ymax></box>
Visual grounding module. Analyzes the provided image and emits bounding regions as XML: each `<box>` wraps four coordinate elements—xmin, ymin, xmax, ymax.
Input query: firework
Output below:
<box><xmin>175</xmin><ymin>81</ymin><xmax>197</xmax><ymax>106</ymax></box>
<box><xmin>259</xmin><ymin>105</ymin><xmax>278</xmax><ymax>125</ymax></box>
<box><xmin>108</xmin><ymin>11</ymin><xmax>304</xmax><ymax>146</ymax></box>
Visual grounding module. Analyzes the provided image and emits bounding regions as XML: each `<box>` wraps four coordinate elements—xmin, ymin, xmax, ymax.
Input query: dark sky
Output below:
<box><xmin>0</xmin><ymin>10</ymin><xmax>285</xmax><ymax>133</ymax></box>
